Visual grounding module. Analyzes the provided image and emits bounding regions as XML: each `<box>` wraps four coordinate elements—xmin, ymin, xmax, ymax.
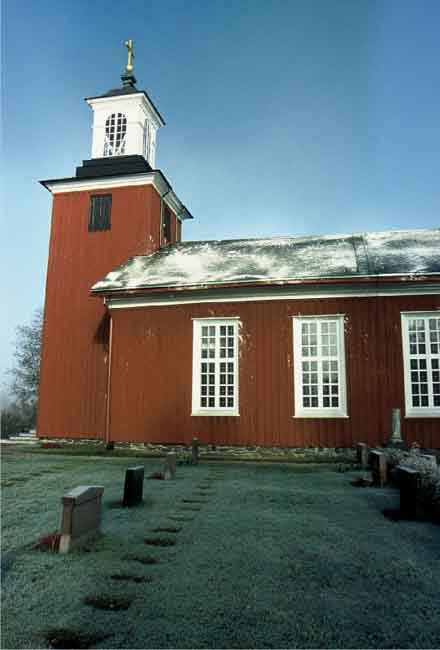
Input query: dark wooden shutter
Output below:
<box><xmin>89</xmin><ymin>195</ymin><xmax>112</xmax><ymax>231</ymax></box>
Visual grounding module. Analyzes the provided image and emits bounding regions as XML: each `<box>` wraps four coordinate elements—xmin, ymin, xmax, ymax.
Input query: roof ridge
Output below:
<box><xmin>173</xmin><ymin>227</ymin><xmax>439</xmax><ymax>248</ymax></box>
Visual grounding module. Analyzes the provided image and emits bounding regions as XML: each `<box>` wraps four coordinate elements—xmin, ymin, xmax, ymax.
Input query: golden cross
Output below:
<box><xmin>124</xmin><ymin>39</ymin><xmax>135</xmax><ymax>73</ymax></box>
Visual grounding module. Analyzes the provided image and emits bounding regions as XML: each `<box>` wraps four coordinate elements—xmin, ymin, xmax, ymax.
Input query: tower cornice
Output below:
<box><xmin>39</xmin><ymin>170</ymin><xmax>193</xmax><ymax>221</ymax></box>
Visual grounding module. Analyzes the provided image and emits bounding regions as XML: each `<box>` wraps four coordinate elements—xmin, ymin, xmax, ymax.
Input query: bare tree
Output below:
<box><xmin>8</xmin><ymin>308</ymin><xmax>43</xmax><ymax>425</ymax></box>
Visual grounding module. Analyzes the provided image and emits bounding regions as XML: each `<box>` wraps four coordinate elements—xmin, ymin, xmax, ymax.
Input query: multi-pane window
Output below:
<box><xmin>293</xmin><ymin>316</ymin><xmax>347</xmax><ymax>417</ymax></box>
<box><xmin>402</xmin><ymin>313</ymin><xmax>440</xmax><ymax>417</ymax></box>
<box><xmin>143</xmin><ymin>120</ymin><xmax>149</xmax><ymax>159</ymax></box>
<box><xmin>89</xmin><ymin>195</ymin><xmax>112</xmax><ymax>231</ymax></box>
<box><xmin>192</xmin><ymin>319</ymin><xmax>239</xmax><ymax>416</ymax></box>
<box><xmin>103</xmin><ymin>113</ymin><xmax>127</xmax><ymax>156</ymax></box>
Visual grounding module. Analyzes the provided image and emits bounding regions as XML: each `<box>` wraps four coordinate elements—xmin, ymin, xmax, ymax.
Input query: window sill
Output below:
<box><xmin>405</xmin><ymin>410</ymin><xmax>440</xmax><ymax>419</ymax></box>
<box><xmin>191</xmin><ymin>411</ymin><xmax>240</xmax><ymax>417</ymax></box>
<box><xmin>293</xmin><ymin>413</ymin><xmax>349</xmax><ymax>419</ymax></box>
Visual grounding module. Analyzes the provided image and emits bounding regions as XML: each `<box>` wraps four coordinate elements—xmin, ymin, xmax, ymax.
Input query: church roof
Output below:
<box><xmin>91</xmin><ymin>228</ymin><xmax>440</xmax><ymax>294</ymax></box>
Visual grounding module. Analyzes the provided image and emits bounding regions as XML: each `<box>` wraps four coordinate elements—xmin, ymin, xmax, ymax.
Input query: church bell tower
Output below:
<box><xmin>86</xmin><ymin>40</ymin><xmax>164</xmax><ymax>166</ymax></box>
<box><xmin>37</xmin><ymin>41</ymin><xmax>193</xmax><ymax>441</ymax></box>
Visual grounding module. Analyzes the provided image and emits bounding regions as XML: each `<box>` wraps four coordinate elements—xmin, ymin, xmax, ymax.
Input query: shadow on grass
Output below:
<box><xmin>182</xmin><ymin>498</ymin><xmax>208</xmax><ymax>504</ymax></box>
<box><xmin>84</xmin><ymin>595</ymin><xmax>132</xmax><ymax>611</ymax></box>
<box><xmin>44</xmin><ymin>628</ymin><xmax>111</xmax><ymax>649</ymax></box>
<box><xmin>1</xmin><ymin>477</ymin><xmax>29</xmax><ymax>488</ymax></box>
<box><xmin>144</xmin><ymin>537</ymin><xmax>176</xmax><ymax>547</ymax></box>
<box><xmin>106</xmin><ymin>498</ymin><xmax>154</xmax><ymax>510</ymax></box>
<box><xmin>124</xmin><ymin>555</ymin><xmax>159</xmax><ymax>565</ymax></box>
<box><xmin>110</xmin><ymin>574</ymin><xmax>154</xmax><ymax>584</ymax></box>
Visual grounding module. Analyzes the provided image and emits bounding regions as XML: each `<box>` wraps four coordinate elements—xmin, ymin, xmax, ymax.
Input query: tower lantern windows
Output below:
<box><xmin>103</xmin><ymin>112</ymin><xmax>127</xmax><ymax>157</ymax></box>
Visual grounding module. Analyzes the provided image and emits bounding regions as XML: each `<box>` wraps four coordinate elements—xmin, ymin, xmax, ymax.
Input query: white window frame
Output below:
<box><xmin>292</xmin><ymin>314</ymin><xmax>348</xmax><ymax>418</ymax></box>
<box><xmin>192</xmin><ymin>317</ymin><xmax>240</xmax><ymax>417</ymax></box>
<box><xmin>401</xmin><ymin>311</ymin><xmax>440</xmax><ymax>418</ymax></box>
<box><xmin>103</xmin><ymin>112</ymin><xmax>127</xmax><ymax>157</ymax></box>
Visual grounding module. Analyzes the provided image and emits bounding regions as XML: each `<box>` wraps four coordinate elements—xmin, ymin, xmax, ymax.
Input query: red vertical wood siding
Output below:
<box><xmin>38</xmin><ymin>184</ymin><xmax>164</xmax><ymax>438</ymax></box>
<box><xmin>107</xmin><ymin>294</ymin><xmax>440</xmax><ymax>448</ymax></box>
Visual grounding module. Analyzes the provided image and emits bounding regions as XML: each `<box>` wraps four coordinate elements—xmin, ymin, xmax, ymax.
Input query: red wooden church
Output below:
<box><xmin>38</xmin><ymin>45</ymin><xmax>440</xmax><ymax>449</ymax></box>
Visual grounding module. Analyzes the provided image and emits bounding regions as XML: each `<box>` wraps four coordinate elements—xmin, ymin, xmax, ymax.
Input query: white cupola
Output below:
<box><xmin>85</xmin><ymin>40</ymin><xmax>165</xmax><ymax>168</ymax></box>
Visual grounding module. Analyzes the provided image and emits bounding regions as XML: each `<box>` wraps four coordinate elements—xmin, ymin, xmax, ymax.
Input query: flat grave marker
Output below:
<box><xmin>420</xmin><ymin>454</ymin><xmax>437</xmax><ymax>470</ymax></box>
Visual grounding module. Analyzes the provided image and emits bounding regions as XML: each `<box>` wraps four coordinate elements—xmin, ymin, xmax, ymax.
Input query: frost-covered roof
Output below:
<box><xmin>92</xmin><ymin>228</ymin><xmax>440</xmax><ymax>293</ymax></box>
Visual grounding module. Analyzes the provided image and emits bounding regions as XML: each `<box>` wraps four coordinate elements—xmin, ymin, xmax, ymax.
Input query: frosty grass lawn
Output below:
<box><xmin>2</xmin><ymin>450</ymin><xmax>440</xmax><ymax>649</ymax></box>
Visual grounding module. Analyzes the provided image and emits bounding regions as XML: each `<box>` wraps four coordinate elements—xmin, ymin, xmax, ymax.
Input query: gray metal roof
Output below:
<box><xmin>92</xmin><ymin>228</ymin><xmax>440</xmax><ymax>293</ymax></box>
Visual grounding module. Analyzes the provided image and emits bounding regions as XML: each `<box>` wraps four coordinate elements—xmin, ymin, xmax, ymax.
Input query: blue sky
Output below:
<box><xmin>1</xmin><ymin>0</ymin><xmax>439</xmax><ymax>390</ymax></box>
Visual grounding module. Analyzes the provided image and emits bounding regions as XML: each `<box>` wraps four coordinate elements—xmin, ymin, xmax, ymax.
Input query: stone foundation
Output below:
<box><xmin>38</xmin><ymin>438</ymin><xmax>357</xmax><ymax>462</ymax></box>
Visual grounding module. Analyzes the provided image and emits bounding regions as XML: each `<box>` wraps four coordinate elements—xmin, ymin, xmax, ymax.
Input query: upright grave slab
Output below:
<box><xmin>59</xmin><ymin>485</ymin><xmax>104</xmax><ymax>553</ymax></box>
<box><xmin>369</xmin><ymin>450</ymin><xmax>387</xmax><ymax>487</ymax></box>
<box><xmin>356</xmin><ymin>443</ymin><xmax>368</xmax><ymax>469</ymax></box>
<box><xmin>192</xmin><ymin>437</ymin><xmax>199</xmax><ymax>465</ymax></box>
<box><xmin>397</xmin><ymin>466</ymin><xmax>421</xmax><ymax>519</ymax></box>
<box><xmin>123</xmin><ymin>466</ymin><xmax>144</xmax><ymax>507</ymax></box>
<box><xmin>164</xmin><ymin>452</ymin><xmax>176</xmax><ymax>480</ymax></box>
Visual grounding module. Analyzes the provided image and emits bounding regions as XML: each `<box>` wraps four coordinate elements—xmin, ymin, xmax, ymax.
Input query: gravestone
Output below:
<box><xmin>397</xmin><ymin>466</ymin><xmax>421</xmax><ymax>519</ymax></box>
<box><xmin>356</xmin><ymin>443</ymin><xmax>369</xmax><ymax>469</ymax></box>
<box><xmin>164</xmin><ymin>452</ymin><xmax>176</xmax><ymax>480</ymax></box>
<box><xmin>59</xmin><ymin>485</ymin><xmax>104</xmax><ymax>553</ymax></box>
<box><xmin>123</xmin><ymin>466</ymin><xmax>144</xmax><ymax>507</ymax></box>
<box><xmin>420</xmin><ymin>454</ymin><xmax>437</xmax><ymax>470</ymax></box>
<box><xmin>369</xmin><ymin>450</ymin><xmax>387</xmax><ymax>487</ymax></box>
<box><xmin>192</xmin><ymin>437</ymin><xmax>199</xmax><ymax>465</ymax></box>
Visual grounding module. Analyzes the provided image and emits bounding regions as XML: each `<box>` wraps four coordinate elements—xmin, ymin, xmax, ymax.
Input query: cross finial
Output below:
<box><xmin>124</xmin><ymin>39</ymin><xmax>135</xmax><ymax>74</ymax></box>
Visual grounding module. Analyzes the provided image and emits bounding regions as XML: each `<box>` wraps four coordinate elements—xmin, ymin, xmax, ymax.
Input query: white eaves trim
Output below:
<box><xmin>85</xmin><ymin>92</ymin><xmax>165</xmax><ymax>128</ymax></box>
<box><xmin>104</xmin><ymin>283</ymin><xmax>440</xmax><ymax>309</ymax></box>
<box><xmin>43</xmin><ymin>173</ymin><xmax>189</xmax><ymax>222</ymax></box>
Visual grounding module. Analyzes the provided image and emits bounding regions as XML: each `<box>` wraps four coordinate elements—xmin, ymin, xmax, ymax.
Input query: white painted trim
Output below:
<box><xmin>293</xmin><ymin>414</ymin><xmax>350</xmax><ymax>419</ymax></box>
<box><xmin>292</xmin><ymin>315</ymin><xmax>348</xmax><ymax>418</ymax></box>
<box><xmin>45</xmin><ymin>173</ymin><xmax>158</xmax><ymax>194</ymax></box>
<box><xmin>104</xmin><ymin>283</ymin><xmax>440</xmax><ymax>309</ymax></box>
<box><xmin>404</xmin><ymin>413</ymin><xmax>440</xmax><ymax>419</ymax></box>
<box><xmin>191</xmin><ymin>411</ymin><xmax>241</xmax><ymax>417</ymax></box>
<box><xmin>191</xmin><ymin>316</ymin><xmax>241</xmax><ymax>321</ymax></box>
<box><xmin>192</xmin><ymin>318</ymin><xmax>240</xmax><ymax>417</ymax></box>
<box><xmin>86</xmin><ymin>92</ymin><xmax>165</xmax><ymax>128</ymax></box>
<box><xmin>400</xmin><ymin>309</ymin><xmax>440</xmax><ymax>315</ymax></box>
<box><xmin>401</xmin><ymin>312</ymin><xmax>440</xmax><ymax>418</ymax></box>
<box><xmin>291</xmin><ymin>313</ymin><xmax>347</xmax><ymax>319</ymax></box>
<box><xmin>44</xmin><ymin>173</ymin><xmax>189</xmax><ymax>222</ymax></box>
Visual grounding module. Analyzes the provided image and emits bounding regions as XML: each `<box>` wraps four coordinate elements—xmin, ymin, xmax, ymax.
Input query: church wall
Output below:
<box><xmin>37</xmin><ymin>184</ymin><xmax>164</xmax><ymax>439</ymax></box>
<box><xmin>107</xmin><ymin>293</ymin><xmax>440</xmax><ymax>448</ymax></box>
